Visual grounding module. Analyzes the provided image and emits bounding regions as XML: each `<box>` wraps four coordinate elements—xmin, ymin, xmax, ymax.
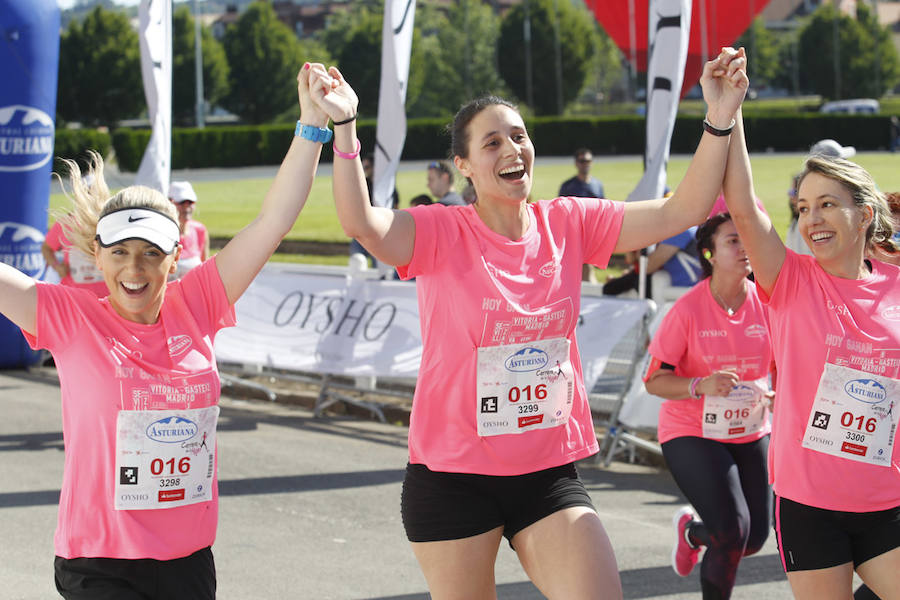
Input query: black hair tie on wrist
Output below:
<box><xmin>333</xmin><ymin>113</ymin><xmax>358</xmax><ymax>126</ymax></box>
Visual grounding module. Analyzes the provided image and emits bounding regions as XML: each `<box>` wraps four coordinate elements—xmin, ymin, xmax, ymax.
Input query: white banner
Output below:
<box><xmin>372</xmin><ymin>0</ymin><xmax>415</xmax><ymax>209</ymax></box>
<box><xmin>214</xmin><ymin>264</ymin><xmax>649</xmax><ymax>387</ymax></box>
<box><xmin>626</xmin><ymin>0</ymin><xmax>691</xmax><ymax>203</ymax></box>
<box><xmin>135</xmin><ymin>0</ymin><xmax>172</xmax><ymax>193</ymax></box>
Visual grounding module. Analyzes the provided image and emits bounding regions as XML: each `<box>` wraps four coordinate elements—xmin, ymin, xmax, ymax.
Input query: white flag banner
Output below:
<box><xmin>372</xmin><ymin>0</ymin><xmax>415</xmax><ymax>209</ymax></box>
<box><xmin>135</xmin><ymin>0</ymin><xmax>172</xmax><ymax>193</ymax></box>
<box><xmin>214</xmin><ymin>264</ymin><xmax>648</xmax><ymax>386</ymax></box>
<box><xmin>625</xmin><ymin>0</ymin><xmax>691</xmax><ymax>203</ymax></box>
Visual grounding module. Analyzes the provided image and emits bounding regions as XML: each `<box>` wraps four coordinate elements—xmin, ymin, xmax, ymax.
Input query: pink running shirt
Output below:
<box><xmin>761</xmin><ymin>250</ymin><xmax>900</xmax><ymax>512</ymax></box>
<box><xmin>25</xmin><ymin>258</ymin><xmax>235</xmax><ymax>559</ymax></box>
<box><xmin>397</xmin><ymin>197</ymin><xmax>624</xmax><ymax>475</ymax></box>
<box><xmin>44</xmin><ymin>221</ymin><xmax>109</xmax><ymax>297</ymax></box>
<box><xmin>647</xmin><ymin>278</ymin><xmax>773</xmax><ymax>444</ymax></box>
<box><xmin>179</xmin><ymin>220</ymin><xmax>208</xmax><ymax>261</ymax></box>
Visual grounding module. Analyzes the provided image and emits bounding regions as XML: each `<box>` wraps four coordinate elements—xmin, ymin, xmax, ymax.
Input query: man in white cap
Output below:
<box><xmin>809</xmin><ymin>138</ymin><xmax>856</xmax><ymax>159</ymax></box>
<box><xmin>168</xmin><ymin>181</ymin><xmax>209</xmax><ymax>278</ymax></box>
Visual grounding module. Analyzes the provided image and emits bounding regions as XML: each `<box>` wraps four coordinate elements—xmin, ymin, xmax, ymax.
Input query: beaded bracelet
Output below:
<box><xmin>689</xmin><ymin>377</ymin><xmax>702</xmax><ymax>399</ymax></box>
<box><xmin>333</xmin><ymin>138</ymin><xmax>361</xmax><ymax>160</ymax></box>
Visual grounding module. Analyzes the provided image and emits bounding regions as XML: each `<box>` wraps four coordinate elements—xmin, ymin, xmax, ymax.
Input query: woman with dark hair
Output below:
<box><xmin>723</xmin><ymin>106</ymin><xmax>900</xmax><ymax>598</ymax></box>
<box><xmin>307</xmin><ymin>49</ymin><xmax>748</xmax><ymax>598</ymax></box>
<box><xmin>644</xmin><ymin>212</ymin><xmax>774</xmax><ymax>599</ymax></box>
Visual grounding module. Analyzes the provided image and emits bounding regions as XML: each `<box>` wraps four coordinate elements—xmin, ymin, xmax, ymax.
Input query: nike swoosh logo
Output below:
<box><xmin>128</xmin><ymin>215</ymin><xmax>149</xmax><ymax>222</ymax></box>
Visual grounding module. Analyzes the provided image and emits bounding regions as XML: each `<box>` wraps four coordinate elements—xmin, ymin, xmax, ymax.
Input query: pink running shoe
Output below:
<box><xmin>671</xmin><ymin>505</ymin><xmax>701</xmax><ymax>577</ymax></box>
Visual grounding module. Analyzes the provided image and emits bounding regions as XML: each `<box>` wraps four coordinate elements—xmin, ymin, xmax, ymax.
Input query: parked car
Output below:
<box><xmin>820</xmin><ymin>98</ymin><xmax>880</xmax><ymax>114</ymax></box>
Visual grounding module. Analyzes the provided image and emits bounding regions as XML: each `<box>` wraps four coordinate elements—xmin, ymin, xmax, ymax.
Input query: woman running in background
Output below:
<box><xmin>645</xmin><ymin>211</ymin><xmax>774</xmax><ymax>599</ymax></box>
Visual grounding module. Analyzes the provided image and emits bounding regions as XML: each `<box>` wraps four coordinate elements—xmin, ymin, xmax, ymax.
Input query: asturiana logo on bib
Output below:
<box><xmin>844</xmin><ymin>378</ymin><xmax>887</xmax><ymax>404</ymax></box>
<box><xmin>0</xmin><ymin>222</ymin><xmax>46</xmax><ymax>278</ymax></box>
<box><xmin>505</xmin><ymin>347</ymin><xmax>549</xmax><ymax>372</ymax></box>
<box><xmin>729</xmin><ymin>384</ymin><xmax>756</xmax><ymax>402</ymax></box>
<box><xmin>0</xmin><ymin>105</ymin><xmax>54</xmax><ymax>172</ymax></box>
<box><xmin>146</xmin><ymin>416</ymin><xmax>198</xmax><ymax>443</ymax></box>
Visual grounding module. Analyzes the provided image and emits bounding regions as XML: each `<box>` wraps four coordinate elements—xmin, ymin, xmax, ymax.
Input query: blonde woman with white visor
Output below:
<box><xmin>0</xmin><ymin>63</ymin><xmax>329</xmax><ymax>599</ymax></box>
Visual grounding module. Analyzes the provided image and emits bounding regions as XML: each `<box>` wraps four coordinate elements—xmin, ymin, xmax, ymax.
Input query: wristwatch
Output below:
<box><xmin>294</xmin><ymin>121</ymin><xmax>333</xmax><ymax>144</ymax></box>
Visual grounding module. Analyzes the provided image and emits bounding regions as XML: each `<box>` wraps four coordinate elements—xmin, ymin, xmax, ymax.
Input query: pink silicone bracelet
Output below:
<box><xmin>333</xmin><ymin>138</ymin><xmax>361</xmax><ymax>160</ymax></box>
<box><xmin>689</xmin><ymin>377</ymin><xmax>702</xmax><ymax>399</ymax></box>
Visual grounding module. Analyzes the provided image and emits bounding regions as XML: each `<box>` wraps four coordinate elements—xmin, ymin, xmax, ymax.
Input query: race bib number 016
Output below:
<box><xmin>802</xmin><ymin>363</ymin><xmax>898</xmax><ymax>467</ymax></box>
<box><xmin>115</xmin><ymin>406</ymin><xmax>218</xmax><ymax>510</ymax></box>
<box><xmin>701</xmin><ymin>377</ymin><xmax>769</xmax><ymax>440</ymax></box>
<box><xmin>476</xmin><ymin>337</ymin><xmax>574</xmax><ymax>437</ymax></box>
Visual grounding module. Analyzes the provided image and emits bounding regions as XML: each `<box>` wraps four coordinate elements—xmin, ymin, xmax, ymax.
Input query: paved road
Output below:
<box><xmin>0</xmin><ymin>368</ymin><xmax>803</xmax><ymax>600</ymax></box>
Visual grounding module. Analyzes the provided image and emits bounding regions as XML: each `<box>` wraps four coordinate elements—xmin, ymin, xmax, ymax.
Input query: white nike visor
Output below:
<box><xmin>96</xmin><ymin>208</ymin><xmax>181</xmax><ymax>254</ymax></box>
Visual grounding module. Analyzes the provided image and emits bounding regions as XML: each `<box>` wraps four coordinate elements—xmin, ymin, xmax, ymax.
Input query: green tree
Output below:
<box><xmin>734</xmin><ymin>17</ymin><xmax>780</xmax><ymax>90</ymax></box>
<box><xmin>409</xmin><ymin>0</ymin><xmax>505</xmax><ymax>118</ymax></box>
<box><xmin>57</xmin><ymin>6</ymin><xmax>143</xmax><ymax>126</ymax></box>
<box><xmin>571</xmin><ymin>21</ymin><xmax>624</xmax><ymax>111</ymax></box>
<box><xmin>852</xmin><ymin>3</ymin><xmax>900</xmax><ymax>98</ymax></box>
<box><xmin>497</xmin><ymin>0</ymin><xmax>596</xmax><ymax>115</ymax></box>
<box><xmin>798</xmin><ymin>3</ymin><xmax>900</xmax><ymax>100</ymax></box>
<box><xmin>320</xmin><ymin>1</ymin><xmax>424</xmax><ymax>119</ymax></box>
<box><xmin>222</xmin><ymin>2</ymin><xmax>305</xmax><ymax>123</ymax></box>
<box><xmin>172</xmin><ymin>6</ymin><xmax>230</xmax><ymax>126</ymax></box>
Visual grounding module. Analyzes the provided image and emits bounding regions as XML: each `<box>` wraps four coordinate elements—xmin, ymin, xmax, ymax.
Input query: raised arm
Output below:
<box><xmin>308</xmin><ymin>65</ymin><xmax>415</xmax><ymax>267</ymax></box>
<box><xmin>615</xmin><ymin>47</ymin><xmax>749</xmax><ymax>253</ymax></box>
<box><xmin>721</xmin><ymin>109</ymin><xmax>785</xmax><ymax>295</ymax></box>
<box><xmin>214</xmin><ymin>65</ymin><xmax>326</xmax><ymax>304</ymax></box>
<box><xmin>0</xmin><ymin>263</ymin><xmax>38</xmax><ymax>336</ymax></box>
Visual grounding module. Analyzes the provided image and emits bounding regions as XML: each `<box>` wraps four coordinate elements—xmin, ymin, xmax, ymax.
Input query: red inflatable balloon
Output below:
<box><xmin>585</xmin><ymin>0</ymin><xmax>769</xmax><ymax>97</ymax></box>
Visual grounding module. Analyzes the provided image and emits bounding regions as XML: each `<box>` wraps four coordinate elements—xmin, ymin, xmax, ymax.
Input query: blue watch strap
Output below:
<box><xmin>294</xmin><ymin>121</ymin><xmax>333</xmax><ymax>144</ymax></box>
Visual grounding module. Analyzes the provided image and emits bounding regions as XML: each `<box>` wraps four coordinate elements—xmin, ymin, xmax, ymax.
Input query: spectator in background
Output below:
<box><xmin>352</xmin><ymin>153</ymin><xmax>398</xmax><ymax>268</ymax></box>
<box><xmin>362</xmin><ymin>153</ymin><xmax>399</xmax><ymax>209</ymax></box>
<box><xmin>602</xmin><ymin>225</ymin><xmax>702</xmax><ymax>305</ymax></box>
<box><xmin>870</xmin><ymin>191</ymin><xmax>900</xmax><ymax>266</ymax></box>
<box><xmin>810</xmin><ymin>138</ymin><xmax>856</xmax><ymax>160</ymax></box>
<box><xmin>42</xmin><ymin>215</ymin><xmax>109</xmax><ymax>297</ymax></box>
<box><xmin>559</xmin><ymin>147</ymin><xmax>605</xmax><ymax>199</ymax></box>
<box><xmin>43</xmin><ymin>173</ymin><xmax>109</xmax><ymax>297</ymax></box>
<box><xmin>168</xmin><ymin>181</ymin><xmax>209</xmax><ymax>279</ymax></box>
<box><xmin>784</xmin><ymin>173</ymin><xmax>813</xmax><ymax>256</ymax></box>
<box><xmin>559</xmin><ymin>148</ymin><xmax>606</xmax><ymax>282</ymax></box>
<box><xmin>409</xmin><ymin>194</ymin><xmax>433</xmax><ymax>207</ymax></box>
<box><xmin>426</xmin><ymin>160</ymin><xmax>465</xmax><ymax>206</ymax></box>
<box><xmin>890</xmin><ymin>116</ymin><xmax>899</xmax><ymax>153</ymax></box>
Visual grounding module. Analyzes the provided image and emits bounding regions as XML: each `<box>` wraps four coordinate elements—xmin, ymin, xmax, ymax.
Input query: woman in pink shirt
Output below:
<box><xmin>41</xmin><ymin>218</ymin><xmax>109</xmax><ymax>297</ymax></box>
<box><xmin>167</xmin><ymin>180</ymin><xmax>210</xmax><ymax>279</ymax></box>
<box><xmin>644</xmin><ymin>212</ymin><xmax>774</xmax><ymax>599</ymax></box>
<box><xmin>723</xmin><ymin>110</ymin><xmax>900</xmax><ymax>598</ymax></box>
<box><xmin>307</xmin><ymin>49</ymin><xmax>749</xmax><ymax>599</ymax></box>
<box><xmin>0</xmin><ymin>65</ymin><xmax>327</xmax><ymax>599</ymax></box>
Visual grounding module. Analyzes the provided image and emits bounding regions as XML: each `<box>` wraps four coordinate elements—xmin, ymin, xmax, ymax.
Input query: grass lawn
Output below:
<box><xmin>50</xmin><ymin>151</ymin><xmax>900</xmax><ymax>279</ymax></box>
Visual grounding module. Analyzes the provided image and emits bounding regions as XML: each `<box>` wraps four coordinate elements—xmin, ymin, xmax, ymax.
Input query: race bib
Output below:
<box><xmin>115</xmin><ymin>406</ymin><xmax>218</xmax><ymax>510</ymax></box>
<box><xmin>68</xmin><ymin>248</ymin><xmax>103</xmax><ymax>284</ymax></box>
<box><xmin>476</xmin><ymin>337</ymin><xmax>574</xmax><ymax>436</ymax></box>
<box><xmin>175</xmin><ymin>256</ymin><xmax>203</xmax><ymax>279</ymax></box>
<box><xmin>802</xmin><ymin>363</ymin><xmax>899</xmax><ymax>467</ymax></box>
<box><xmin>701</xmin><ymin>377</ymin><xmax>769</xmax><ymax>440</ymax></box>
